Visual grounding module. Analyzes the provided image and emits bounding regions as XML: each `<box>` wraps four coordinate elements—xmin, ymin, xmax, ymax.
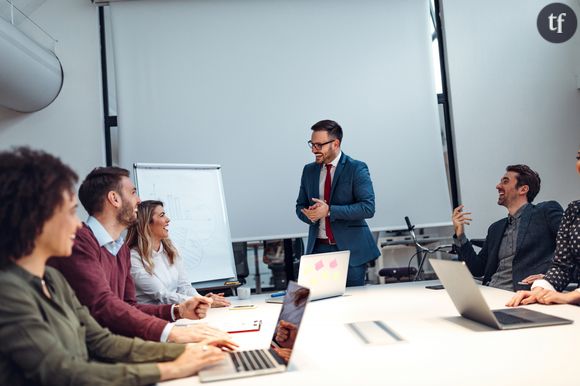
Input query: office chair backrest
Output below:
<box><xmin>232</xmin><ymin>242</ymin><xmax>249</xmax><ymax>285</ymax></box>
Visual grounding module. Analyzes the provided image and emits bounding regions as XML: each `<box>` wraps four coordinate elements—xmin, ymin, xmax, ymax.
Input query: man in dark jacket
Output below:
<box><xmin>452</xmin><ymin>164</ymin><xmax>563</xmax><ymax>291</ymax></box>
<box><xmin>296</xmin><ymin>120</ymin><xmax>380</xmax><ymax>286</ymax></box>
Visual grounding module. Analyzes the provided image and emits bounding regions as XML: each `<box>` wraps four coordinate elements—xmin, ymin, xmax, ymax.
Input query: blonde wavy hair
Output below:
<box><xmin>126</xmin><ymin>200</ymin><xmax>178</xmax><ymax>275</ymax></box>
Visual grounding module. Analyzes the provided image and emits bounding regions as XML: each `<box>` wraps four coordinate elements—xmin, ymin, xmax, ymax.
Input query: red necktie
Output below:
<box><xmin>324</xmin><ymin>164</ymin><xmax>335</xmax><ymax>243</ymax></box>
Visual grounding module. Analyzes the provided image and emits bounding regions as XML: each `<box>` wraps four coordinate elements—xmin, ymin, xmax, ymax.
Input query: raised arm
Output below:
<box><xmin>448</xmin><ymin>203</ymin><xmax>492</xmax><ymax>278</ymax></box>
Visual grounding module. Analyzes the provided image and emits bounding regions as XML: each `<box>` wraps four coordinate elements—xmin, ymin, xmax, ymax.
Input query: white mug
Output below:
<box><xmin>237</xmin><ymin>286</ymin><xmax>251</xmax><ymax>300</ymax></box>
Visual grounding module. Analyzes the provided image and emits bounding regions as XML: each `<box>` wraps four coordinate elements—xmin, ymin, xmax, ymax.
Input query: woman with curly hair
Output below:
<box><xmin>0</xmin><ymin>147</ymin><xmax>235</xmax><ymax>386</ymax></box>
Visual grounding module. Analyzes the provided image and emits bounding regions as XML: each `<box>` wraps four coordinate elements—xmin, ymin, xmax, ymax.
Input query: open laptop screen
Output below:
<box><xmin>298</xmin><ymin>250</ymin><xmax>350</xmax><ymax>300</ymax></box>
<box><xmin>269</xmin><ymin>281</ymin><xmax>310</xmax><ymax>364</ymax></box>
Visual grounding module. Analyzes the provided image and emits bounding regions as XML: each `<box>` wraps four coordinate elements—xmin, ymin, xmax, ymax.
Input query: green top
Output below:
<box><xmin>0</xmin><ymin>263</ymin><xmax>185</xmax><ymax>386</ymax></box>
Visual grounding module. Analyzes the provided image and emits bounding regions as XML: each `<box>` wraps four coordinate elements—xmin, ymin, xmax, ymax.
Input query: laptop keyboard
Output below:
<box><xmin>494</xmin><ymin>311</ymin><xmax>532</xmax><ymax>325</ymax></box>
<box><xmin>230</xmin><ymin>349</ymin><xmax>276</xmax><ymax>372</ymax></box>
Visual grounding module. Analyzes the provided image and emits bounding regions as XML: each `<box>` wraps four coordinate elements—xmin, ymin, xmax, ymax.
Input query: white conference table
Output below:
<box><xmin>162</xmin><ymin>281</ymin><xmax>580</xmax><ymax>386</ymax></box>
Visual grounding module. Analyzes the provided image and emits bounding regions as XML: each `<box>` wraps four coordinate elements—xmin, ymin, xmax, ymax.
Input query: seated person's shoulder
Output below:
<box><xmin>488</xmin><ymin>217</ymin><xmax>506</xmax><ymax>232</ymax></box>
<box><xmin>534</xmin><ymin>200</ymin><xmax>563</xmax><ymax>211</ymax></box>
<box><xmin>45</xmin><ymin>266</ymin><xmax>68</xmax><ymax>284</ymax></box>
<box><xmin>0</xmin><ymin>266</ymin><xmax>43</xmax><ymax>295</ymax></box>
<box><xmin>566</xmin><ymin>200</ymin><xmax>580</xmax><ymax>213</ymax></box>
<box><xmin>72</xmin><ymin>225</ymin><xmax>101</xmax><ymax>251</ymax></box>
<box><xmin>48</xmin><ymin>226</ymin><xmax>100</xmax><ymax>270</ymax></box>
<box><xmin>45</xmin><ymin>266</ymin><xmax>78</xmax><ymax>296</ymax></box>
<box><xmin>129</xmin><ymin>249</ymin><xmax>145</xmax><ymax>266</ymax></box>
<box><xmin>75</xmin><ymin>224</ymin><xmax>96</xmax><ymax>240</ymax></box>
<box><xmin>0</xmin><ymin>267</ymin><xmax>20</xmax><ymax>287</ymax></box>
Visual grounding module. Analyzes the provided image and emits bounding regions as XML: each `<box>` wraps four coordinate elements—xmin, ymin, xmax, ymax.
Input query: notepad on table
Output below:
<box><xmin>175</xmin><ymin>318</ymin><xmax>262</xmax><ymax>334</ymax></box>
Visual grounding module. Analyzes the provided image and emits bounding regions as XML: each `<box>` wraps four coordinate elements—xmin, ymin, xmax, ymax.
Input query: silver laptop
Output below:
<box><xmin>267</xmin><ymin>250</ymin><xmax>350</xmax><ymax>303</ymax></box>
<box><xmin>199</xmin><ymin>281</ymin><xmax>310</xmax><ymax>382</ymax></box>
<box><xmin>430</xmin><ymin>259</ymin><xmax>573</xmax><ymax>330</ymax></box>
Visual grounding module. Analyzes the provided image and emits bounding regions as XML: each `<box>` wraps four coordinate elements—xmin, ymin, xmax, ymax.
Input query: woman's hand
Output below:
<box><xmin>519</xmin><ymin>274</ymin><xmax>545</xmax><ymax>285</ymax></box>
<box><xmin>536</xmin><ymin>290</ymin><xmax>580</xmax><ymax>305</ymax></box>
<box><xmin>193</xmin><ymin>338</ymin><xmax>239</xmax><ymax>352</ymax></box>
<box><xmin>157</xmin><ymin>343</ymin><xmax>226</xmax><ymax>381</ymax></box>
<box><xmin>168</xmin><ymin>323</ymin><xmax>230</xmax><ymax>343</ymax></box>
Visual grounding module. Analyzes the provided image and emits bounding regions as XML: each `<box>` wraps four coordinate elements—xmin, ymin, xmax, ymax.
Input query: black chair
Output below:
<box><xmin>232</xmin><ymin>241</ymin><xmax>249</xmax><ymax>285</ymax></box>
<box><xmin>378</xmin><ymin>267</ymin><xmax>417</xmax><ymax>281</ymax></box>
<box><xmin>263</xmin><ymin>240</ymin><xmax>288</xmax><ymax>290</ymax></box>
<box><xmin>289</xmin><ymin>238</ymin><xmax>304</xmax><ymax>281</ymax></box>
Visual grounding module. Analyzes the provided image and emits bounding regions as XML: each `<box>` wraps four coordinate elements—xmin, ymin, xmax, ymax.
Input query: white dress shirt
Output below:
<box><xmin>130</xmin><ymin>244</ymin><xmax>199</xmax><ymax>305</ymax></box>
<box><xmin>317</xmin><ymin>150</ymin><xmax>342</xmax><ymax>239</ymax></box>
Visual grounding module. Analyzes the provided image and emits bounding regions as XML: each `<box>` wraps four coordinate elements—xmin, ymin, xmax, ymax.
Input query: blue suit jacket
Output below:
<box><xmin>295</xmin><ymin>153</ymin><xmax>381</xmax><ymax>266</ymax></box>
<box><xmin>456</xmin><ymin>201</ymin><xmax>563</xmax><ymax>291</ymax></box>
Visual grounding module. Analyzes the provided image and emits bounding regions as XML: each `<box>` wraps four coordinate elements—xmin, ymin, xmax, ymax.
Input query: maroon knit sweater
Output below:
<box><xmin>49</xmin><ymin>224</ymin><xmax>172</xmax><ymax>341</ymax></box>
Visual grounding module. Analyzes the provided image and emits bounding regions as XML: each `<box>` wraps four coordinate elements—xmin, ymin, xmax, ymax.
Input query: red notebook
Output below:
<box><xmin>226</xmin><ymin>320</ymin><xmax>262</xmax><ymax>334</ymax></box>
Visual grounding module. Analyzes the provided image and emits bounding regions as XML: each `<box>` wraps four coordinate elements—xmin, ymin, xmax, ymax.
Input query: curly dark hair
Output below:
<box><xmin>0</xmin><ymin>147</ymin><xmax>78</xmax><ymax>267</ymax></box>
<box><xmin>78</xmin><ymin>166</ymin><xmax>129</xmax><ymax>215</ymax></box>
<box><xmin>506</xmin><ymin>164</ymin><xmax>541</xmax><ymax>203</ymax></box>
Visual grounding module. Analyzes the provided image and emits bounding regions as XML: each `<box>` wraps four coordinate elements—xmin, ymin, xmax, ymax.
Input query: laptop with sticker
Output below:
<box><xmin>267</xmin><ymin>250</ymin><xmax>350</xmax><ymax>303</ymax></box>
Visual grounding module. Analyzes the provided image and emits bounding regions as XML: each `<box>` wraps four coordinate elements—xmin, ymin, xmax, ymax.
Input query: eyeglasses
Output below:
<box><xmin>307</xmin><ymin>139</ymin><xmax>335</xmax><ymax>150</ymax></box>
<box><xmin>576</xmin><ymin>155</ymin><xmax>580</xmax><ymax>160</ymax></box>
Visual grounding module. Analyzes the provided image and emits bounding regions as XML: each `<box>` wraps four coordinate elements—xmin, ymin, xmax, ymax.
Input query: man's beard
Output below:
<box><xmin>117</xmin><ymin>200</ymin><xmax>137</xmax><ymax>227</ymax></box>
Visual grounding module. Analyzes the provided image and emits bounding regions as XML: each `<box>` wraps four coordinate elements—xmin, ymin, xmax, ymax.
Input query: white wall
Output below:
<box><xmin>110</xmin><ymin>0</ymin><xmax>452</xmax><ymax>241</ymax></box>
<box><xmin>442</xmin><ymin>0</ymin><xmax>580</xmax><ymax>237</ymax></box>
<box><xmin>0</xmin><ymin>0</ymin><xmax>104</xmax><ymax>211</ymax></box>
<box><xmin>1</xmin><ymin>0</ymin><xmax>579</xmax><ymax>240</ymax></box>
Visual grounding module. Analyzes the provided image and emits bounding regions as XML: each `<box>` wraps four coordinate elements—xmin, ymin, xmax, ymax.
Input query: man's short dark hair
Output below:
<box><xmin>0</xmin><ymin>147</ymin><xmax>78</xmax><ymax>267</ymax></box>
<box><xmin>506</xmin><ymin>164</ymin><xmax>541</xmax><ymax>203</ymax></box>
<box><xmin>311</xmin><ymin>119</ymin><xmax>343</xmax><ymax>143</ymax></box>
<box><xmin>78</xmin><ymin>167</ymin><xmax>130</xmax><ymax>216</ymax></box>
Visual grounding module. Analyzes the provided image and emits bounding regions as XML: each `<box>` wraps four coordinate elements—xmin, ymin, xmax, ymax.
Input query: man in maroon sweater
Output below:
<box><xmin>50</xmin><ymin>167</ymin><xmax>228</xmax><ymax>343</ymax></box>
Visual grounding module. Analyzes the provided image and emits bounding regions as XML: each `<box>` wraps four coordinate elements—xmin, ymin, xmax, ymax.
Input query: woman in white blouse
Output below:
<box><xmin>127</xmin><ymin>200</ymin><xmax>230</xmax><ymax>307</ymax></box>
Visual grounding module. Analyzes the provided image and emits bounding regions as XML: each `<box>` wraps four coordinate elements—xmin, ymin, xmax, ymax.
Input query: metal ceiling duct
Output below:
<box><xmin>0</xmin><ymin>15</ymin><xmax>62</xmax><ymax>112</ymax></box>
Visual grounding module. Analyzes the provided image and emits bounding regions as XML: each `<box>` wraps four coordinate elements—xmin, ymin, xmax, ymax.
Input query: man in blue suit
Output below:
<box><xmin>452</xmin><ymin>164</ymin><xmax>563</xmax><ymax>291</ymax></box>
<box><xmin>296</xmin><ymin>120</ymin><xmax>380</xmax><ymax>286</ymax></box>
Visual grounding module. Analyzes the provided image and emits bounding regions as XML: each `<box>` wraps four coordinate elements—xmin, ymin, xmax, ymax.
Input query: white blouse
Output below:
<box><xmin>130</xmin><ymin>244</ymin><xmax>199</xmax><ymax>304</ymax></box>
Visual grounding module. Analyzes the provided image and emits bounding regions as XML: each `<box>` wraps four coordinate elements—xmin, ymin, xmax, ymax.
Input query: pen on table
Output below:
<box><xmin>229</xmin><ymin>305</ymin><xmax>256</xmax><ymax>310</ymax></box>
<box><xmin>270</xmin><ymin>291</ymin><xmax>286</xmax><ymax>298</ymax></box>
